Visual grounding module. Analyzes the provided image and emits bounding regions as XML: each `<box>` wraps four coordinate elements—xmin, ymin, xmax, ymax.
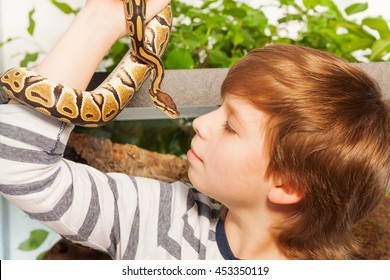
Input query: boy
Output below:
<box><xmin>0</xmin><ymin>0</ymin><xmax>389</xmax><ymax>259</ymax></box>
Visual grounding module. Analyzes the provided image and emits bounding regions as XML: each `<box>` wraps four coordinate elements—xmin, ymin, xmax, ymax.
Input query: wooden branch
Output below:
<box><xmin>66</xmin><ymin>133</ymin><xmax>189</xmax><ymax>183</ymax></box>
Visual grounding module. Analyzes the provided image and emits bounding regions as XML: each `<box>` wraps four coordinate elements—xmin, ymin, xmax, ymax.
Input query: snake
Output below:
<box><xmin>0</xmin><ymin>0</ymin><xmax>180</xmax><ymax>127</ymax></box>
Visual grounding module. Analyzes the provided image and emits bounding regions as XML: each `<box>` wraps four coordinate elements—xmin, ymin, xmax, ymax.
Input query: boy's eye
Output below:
<box><xmin>223</xmin><ymin>121</ymin><xmax>236</xmax><ymax>135</ymax></box>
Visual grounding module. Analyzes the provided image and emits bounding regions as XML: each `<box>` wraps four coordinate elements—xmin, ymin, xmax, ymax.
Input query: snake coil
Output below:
<box><xmin>0</xmin><ymin>0</ymin><xmax>180</xmax><ymax>127</ymax></box>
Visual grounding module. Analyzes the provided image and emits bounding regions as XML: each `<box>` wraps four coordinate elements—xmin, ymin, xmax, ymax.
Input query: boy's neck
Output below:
<box><xmin>224</xmin><ymin>209</ymin><xmax>287</xmax><ymax>260</ymax></box>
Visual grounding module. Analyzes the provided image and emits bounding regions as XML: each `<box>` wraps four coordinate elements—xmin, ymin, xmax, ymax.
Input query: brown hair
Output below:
<box><xmin>221</xmin><ymin>44</ymin><xmax>390</xmax><ymax>259</ymax></box>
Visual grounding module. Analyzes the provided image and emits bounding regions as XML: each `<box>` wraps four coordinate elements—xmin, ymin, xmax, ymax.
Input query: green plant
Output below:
<box><xmin>73</xmin><ymin>118</ymin><xmax>195</xmax><ymax>156</ymax></box>
<box><xmin>278</xmin><ymin>0</ymin><xmax>390</xmax><ymax>62</ymax></box>
<box><xmin>164</xmin><ymin>0</ymin><xmax>272</xmax><ymax>69</ymax></box>
<box><xmin>1</xmin><ymin>0</ymin><xmax>389</xmax><ymax>155</ymax></box>
<box><xmin>5</xmin><ymin>0</ymin><xmax>386</xmax><ymax>70</ymax></box>
<box><xmin>17</xmin><ymin>229</ymin><xmax>49</xmax><ymax>260</ymax></box>
<box><xmin>105</xmin><ymin>0</ymin><xmax>390</xmax><ymax>71</ymax></box>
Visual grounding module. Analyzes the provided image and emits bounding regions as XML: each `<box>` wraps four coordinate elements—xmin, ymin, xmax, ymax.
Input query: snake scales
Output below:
<box><xmin>0</xmin><ymin>0</ymin><xmax>180</xmax><ymax>127</ymax></box>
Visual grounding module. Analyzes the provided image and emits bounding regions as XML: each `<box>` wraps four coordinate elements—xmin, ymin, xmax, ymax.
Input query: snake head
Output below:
<box><xmin>152</xmin><ymin>90</ymin><xmax>180</xmax><ymax>119</ymax></box>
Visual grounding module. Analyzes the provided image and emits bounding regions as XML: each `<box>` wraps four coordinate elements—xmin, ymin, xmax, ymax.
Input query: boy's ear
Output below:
<box><xmin>267</xmin><ymin>182</ymin><xmax>303</xmax><ymax>205</ymax></box>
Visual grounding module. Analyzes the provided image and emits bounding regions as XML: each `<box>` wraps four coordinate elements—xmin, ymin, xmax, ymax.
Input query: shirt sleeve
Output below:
<box><xmin>0</xmin><ymin>101</ymin><xmax>225</xmax><ymax>260</ymax></box>
<box><xmin>0</xmin><ymin>101</ymin><xmax>174</xmax><ymax>259</ymax></box>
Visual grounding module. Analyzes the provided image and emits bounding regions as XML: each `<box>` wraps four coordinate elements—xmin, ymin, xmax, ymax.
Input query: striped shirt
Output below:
<box><xmin>0</xmin><ymin>101</ymin><xmax>236</xmax><ymax>260</ymax></box>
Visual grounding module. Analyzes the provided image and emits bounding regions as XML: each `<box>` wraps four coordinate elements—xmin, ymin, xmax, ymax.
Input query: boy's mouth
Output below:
<box><xmin>187</xmin><ymin>148</ymin><xmax>203</xmax><ymax>163</ymax></box>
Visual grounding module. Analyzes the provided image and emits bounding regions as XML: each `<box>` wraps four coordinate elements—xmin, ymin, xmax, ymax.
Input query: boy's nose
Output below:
<box><xmin>192</xmin><ymin>116</ymin><xmax>204</xmax><ymax>139</ymax></box>
<box><xmin>192</xmin><ymin>112</ymin><xmax>211</xmax><ymax>140</ymax></box>
<box><xmin>192</xmin><ymin>107</ymin><xmax>220</xmax><ymax>139</ymax></box>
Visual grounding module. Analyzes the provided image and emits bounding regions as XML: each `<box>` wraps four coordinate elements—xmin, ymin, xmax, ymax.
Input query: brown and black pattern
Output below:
<box><xmin>0</xmin><ymin>0</ymin><xmax>179</xmax><ymax>127</ymax></box>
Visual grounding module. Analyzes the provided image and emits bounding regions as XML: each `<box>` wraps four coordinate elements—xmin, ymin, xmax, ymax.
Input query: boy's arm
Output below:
<box><xmin>36</xmin><ymin>0</ymin><xmax>171</xmax><ymax>90</ymax></box>
<box><xmin>0</xmin><ymin>101</ymin><xmax>166</xmax><ymax>259</ymax></box>
<box><xmin>35</xmin><ymin>0</ymin><xmax>125</xmax><ymax>90</ymax></box>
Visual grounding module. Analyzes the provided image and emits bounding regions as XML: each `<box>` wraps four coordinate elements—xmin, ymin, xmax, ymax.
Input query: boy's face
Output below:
<box><xmin>188</xmin><ymin>94</ymin><xmax>275</xmax><ymax>210</ymax></box>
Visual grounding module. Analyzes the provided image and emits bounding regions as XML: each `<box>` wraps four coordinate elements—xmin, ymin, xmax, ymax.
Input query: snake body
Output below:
<box><xmin>0</xmin><ymin>0</ymin><xmax>179</xmax><ymax>127</ymax></box>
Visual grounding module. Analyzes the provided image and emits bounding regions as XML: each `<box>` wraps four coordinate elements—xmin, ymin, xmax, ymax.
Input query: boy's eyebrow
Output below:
<box><xmin>225</xmin><ymin>101</ymin><xmax>245</xmax><ymax>129</ymax></box>
<box><xmin>221</xmin><ymin>98</ymin><xmax>242</xmax><ymax>121</ymax></box>
<box><xmin>225</xmin><ymin>100</ymin><xmax>238</xmax><ymax>117</ymax></box>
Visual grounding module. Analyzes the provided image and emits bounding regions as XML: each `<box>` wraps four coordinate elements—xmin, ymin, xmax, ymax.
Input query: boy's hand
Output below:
<box><xmin>83</xmin><ymin>0</ymin><xmax>128</xmax><ymax>38</ymax></box>
<box><xmin>36</xmin><ymin>0</ymin><xmax>172</xmax><ymax>90</ymax></box>
<box><xmin>83</xmin><ymin>0</ymin><xmax>172</xmax><ymax>38</ymax></box>
<box><xmin>145</xmin><ymin>0</ymin><xmax>172</xmax><ymax>22</ymax></box>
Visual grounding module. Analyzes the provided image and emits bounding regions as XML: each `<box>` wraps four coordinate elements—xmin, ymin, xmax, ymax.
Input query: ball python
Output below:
<box><xmin>0</xmin><ymin>0</ymin><xmax>180</xmax><ymax>127</ymax></box>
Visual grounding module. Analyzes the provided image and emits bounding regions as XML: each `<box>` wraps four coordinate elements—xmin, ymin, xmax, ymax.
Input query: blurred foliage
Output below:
<box><xmin>103</xmin><ymin>0</ymin><xmax>390</xmax><ymax>71</ymax></box>
<box><xmin>1</xmin><ymin>0</ymin><xmax>390</xmax><ymax>156</ymax></box>
<box><xmin>17</xmin><ymin>229</ymin><xmax>49</xmax><ymax>260</ymax></box>
<box><xmin>18</xmin><ymin>229</ymin><xmax>48</xmax><ymax>251</ymax></box>
<box><xmin>73</xmin><ymin>118</ymin><xmax>195</xmax><ymax>157</ymax></box>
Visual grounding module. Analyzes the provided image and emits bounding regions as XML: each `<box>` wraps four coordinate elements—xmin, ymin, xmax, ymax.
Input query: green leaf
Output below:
<box><xmin>200</xmin><ymin>0</ymin><xmax>216</xmax><ymax>9</ymax></box>
<box><xmin>27</xmin><ymin>8</ymin><xmax>35</xmax><ymax>36</ymax></box>
<box><xmin>50</xmin><ymin>0</ymin><xmax>78</xmax><ymax>14</ymax></box>
<box><xmin>224</xmin><ymin>7</ymin><xmax>247</xmax><ymax>18</ymax></box>
<box><xmin>320</xmin><ymin>0</ymin><xmax>342</xmax><ymax>17</ymax></box>
<box><xmin>244</xmin><ymin>9</ymin><xmax>268</xmax><ymax>28</ymax></box>
<box><xmin>36</xmin><ymin>250</ymin><xmax>48</xmax><ymax>260</ymax></box>
<box><xmin>0</xmin><ymin>37</ymin><xmax>13</xmax><ymax>48</ymax></box>
<box><xmin>279</xmin><ymin>0</ymin><xmax>297</xmax><ymax>5</ymax></box>
<box><xmin>343</xmin><ymin>36</ymin><xmax>374</xmax><ymax>53</ymax></box>
<box><xmin>165</xmin><ymin>48</ymin><xmax>194</xmax><ymax>69</ymax></box>
<box><xmin>370</xmin><ymin>38</ymin><xmax>390</xmax><ymax>60</ymax></box>
<box><xmin>20</xmin><ymin>52</ymin><xmax>39</xmax><ymax>67</ymax></box>
<box><xmin>302</xmin><ymin>0</ymin><xmax>321</xmax><ymax>9</ymax></box>
<box><xmin>345</xmin><ymin>3</ymin><xmax>368</xmax><ymax>16</ymax></box>
<box><xmin>362</xmin><ymin>17</ymin><xmax>390</xmax><ymax>39</ymax></box>
<box><xmin>303</xmin><ymin>0</ymin><xmax>341</xmax><ymax>17</ymax></box>
<box><xmin>232</xmin><ymin>31</ymin><xmax>244</xmax><ymax>46</ymax></box>
<box><xmin>18</xmin><ymin>230</ymin><xmax>49</xmax><ymax>251</ymax></box>
<box><xmin>207</xmin><ymin>49</ymin><xmax>231</xmax><ymax>67</ymax></box>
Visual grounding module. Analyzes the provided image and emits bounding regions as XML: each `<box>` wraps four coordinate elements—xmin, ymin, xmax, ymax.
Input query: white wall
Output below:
<box><xmin>0</xmin><ymin>0</ymin><xmax>80</xmax><ymax>70</ymax></box>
